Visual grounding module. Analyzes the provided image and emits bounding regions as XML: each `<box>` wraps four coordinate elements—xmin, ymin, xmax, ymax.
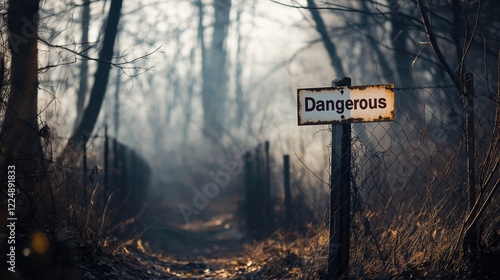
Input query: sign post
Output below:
<box><xmin>297</xmin><ymin>79</ymin><xmax>394</xmax><ymax>278</ymax></box>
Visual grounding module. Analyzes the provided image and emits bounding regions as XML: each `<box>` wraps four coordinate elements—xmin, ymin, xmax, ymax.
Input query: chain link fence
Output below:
<box><xmin>347</xmin><ymin>83</ymin><xmax>499</xmax><ymax>276</ymax></box>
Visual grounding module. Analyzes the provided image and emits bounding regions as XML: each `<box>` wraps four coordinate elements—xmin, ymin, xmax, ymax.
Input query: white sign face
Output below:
<box><xmin>297</xmin><ymin>84</ymin><xmax>394</xmax><ymax>125</ymax></box>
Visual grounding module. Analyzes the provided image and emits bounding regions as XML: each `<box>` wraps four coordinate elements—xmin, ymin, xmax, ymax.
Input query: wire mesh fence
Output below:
<box><xmin>347</xmin><ymin>83</ymin><xmax>499</xmax><ymax>276</ymax></box>
<box><xmin>352</xmin><ymin>86</ymin><xmax>464</xmax><ymax>217</ymax></box>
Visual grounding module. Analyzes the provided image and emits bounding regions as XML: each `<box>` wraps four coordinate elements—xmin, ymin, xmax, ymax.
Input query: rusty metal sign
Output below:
<box><xmin>297</xmin><ymin>84</ymin><xmax>394</xmax><ymax>125</ymax></box>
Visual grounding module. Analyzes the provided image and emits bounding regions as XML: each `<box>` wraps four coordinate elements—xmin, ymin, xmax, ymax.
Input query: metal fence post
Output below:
<box><xmin>328</xmin><ymin>77</ymin><xmax>352</xmax><ymax>278</ymax></box>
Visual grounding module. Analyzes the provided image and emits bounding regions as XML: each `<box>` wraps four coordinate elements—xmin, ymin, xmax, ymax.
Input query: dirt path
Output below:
<box><xmin>81</xmin><ymin>213</ymin><xmax>264</xmax><ymax>279</ymax></box>
<box><xmin>132</xmin><ymin>213</ymin><xmax>262</xmax><ymax>279</ymax></box>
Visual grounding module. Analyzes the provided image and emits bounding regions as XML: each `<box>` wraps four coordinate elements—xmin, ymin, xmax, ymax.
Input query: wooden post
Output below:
<box><xmin>131</xmin><ymin>152</ymin><xmax>136</xmax><ymax>197</ymax></box>
<box><xmin>244</xmin><ymin>151</ymin><xmax>254</xmax><ymax>234</ymax></box>
<box><xmin>122</xmin><ymin>147</ymin><xmax>128</xmax><ymax>199</ymax></box>
<box><xmin>265</xmin><ymin>140</ymin><xmax>271</xmax><ymax>231</ymax></box>
<box><xmin>340</xmin><ymin>102</ymin><xmax>352</xmax><ymax>272</ymax></box>
<box><xmin>117</xmin><ymin>142</ymin><xmax>125</xmax><ymax>199</ymax></box>
<box><xmin>82</xmin><ymin>134</ymin><xmax>87</xmax><ymax>209</ymax></box>
<box><xmin>113</xmin><ymin>138</ymin><xmax>118</xmax><ymax>192</ymax></box>
<box><xmin>328</xmin><ymin>77</ymin><xmax>352</xmax><ymax>278</ymax></box>
<box><xmin>104</xmin><ymin>125</ymin><xmax>109</xmax><ymax>205</ymax></box>
<box><xmin>255</xmin><ymin>144</ymin><xmax>263</xmax><ymax>236</ymax></box>
<box><xmin>464</xmin><ymin>73</ymin><xmax>476</xmax><ymax>256</ymax></box>
<box><xmin>283</xmin><ymin>155</ymin><xmax>291</xmax><ymax>228</ymax></box>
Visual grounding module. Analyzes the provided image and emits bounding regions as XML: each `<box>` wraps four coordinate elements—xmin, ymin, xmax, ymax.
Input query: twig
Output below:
<box><xmin>39</xmin><ymin>37</ymin><xmax>161</xmax><ymax>76</ymax></box>
<box><xmin>98</xmin><ymin>191</ymin><xmax>115</xmax><ymax>238</ymax></box>
<box><xmin>85</xmin><ymin>182</ymin><xmax>101</xmax><ymax>234</ymax></box>
<box><xmin>294</xmin><ymin>153</ymin><xmax>329</xmax><ymax>186</ymax></box>
<box><xmin>294</xmin><ymin>182</ymin><xmax>323</xmax><ymax>220</ymax></box>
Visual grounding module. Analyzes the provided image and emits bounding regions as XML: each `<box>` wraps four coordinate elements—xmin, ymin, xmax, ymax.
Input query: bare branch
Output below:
<box><xmin>416</xmin><ymin>0</ymin><xmax>460</xmax><ymax>88</ymax></box>
<box><xmin>38</xmin><ymin>37</ymin><xmax>161</xmax><ymax>76</ymax></box>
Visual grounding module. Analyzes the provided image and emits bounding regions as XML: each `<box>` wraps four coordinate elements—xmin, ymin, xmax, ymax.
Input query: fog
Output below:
<box><xmin>39</xmin><ymin>0</ymin><xmax>341</xmax><ymax>195</ymax></box>
<box><xmin>1</xmin><ymin>0</ymin><xmax>499</xmax><ymax>278</ymax></box>
<box><xmin>33</xmin><ymin>0</ymin><xmax>499</xmax><ymax>221</ymax></box>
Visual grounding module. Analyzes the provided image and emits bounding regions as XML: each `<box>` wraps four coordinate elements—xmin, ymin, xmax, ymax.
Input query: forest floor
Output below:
<box><xmin>54</xmin><ymin>189</ymin><xmax>307</xmax><ymax>280</ymax></box>
<box><xmin>6</xmin><ymin>201</ymin><xmax>499</xmax><ymax>279</ymax></box>
<box><xmin>7</xmin><ymin>192</ymin><xmax>498</xmax><ymax>279</ymax></box>
<box><xmin>80</xmin><ymin>212</ymin><xmax>309</xmax><ymax>280</ymax></box>
<box><xmin>76</xmin><ymin>202</ymin><xmax>500</xmax><ymax>280</ymax></box>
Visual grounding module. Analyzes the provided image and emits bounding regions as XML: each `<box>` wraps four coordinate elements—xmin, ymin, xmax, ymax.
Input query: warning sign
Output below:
<box><xmin>297</xmin><ymin>84</ymin><xmax>394</xmax><ymax>125</ymax></box>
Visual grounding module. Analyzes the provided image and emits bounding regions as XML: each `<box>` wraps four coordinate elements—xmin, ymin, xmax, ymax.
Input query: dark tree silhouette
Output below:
<box><xmin>60</xmin><ymin>0</ymin><xmax>123</xmax><ymax>161</ymax></box>
<box><xmin>75</xmin><ymin>0</ymin><xmax>91</xmax><ymax>126</ymax></box>
<box><xmin>0</xmin><ymin>0</ymin><xmax>44</xmax><ymax>180</ymax></box>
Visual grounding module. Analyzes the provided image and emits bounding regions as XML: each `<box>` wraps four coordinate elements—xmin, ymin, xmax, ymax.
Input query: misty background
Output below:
<box><xmin>33</xmin><ymin>0</ymin><xmax>499</xmax><ymax>222</ymax></box>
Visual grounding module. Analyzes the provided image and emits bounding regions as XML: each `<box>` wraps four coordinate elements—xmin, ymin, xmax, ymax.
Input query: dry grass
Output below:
<box><xmin>349</xmin><ymin>207</ymin><xmax>466</xmax><ymax>279</ymax></box>
<box><xmin>240</xmin><ymin>196</ymin><xmax>499</xmax><ymax>279</ymax></box>
<box><xmin>241</xmin><ymin>227</ymin><xmax>329</xmax><ymax>279</ymax></box>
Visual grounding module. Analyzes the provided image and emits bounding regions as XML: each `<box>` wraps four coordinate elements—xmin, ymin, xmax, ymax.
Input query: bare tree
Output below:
<box><xmin>0</xmin><ymin>0</ymin><xmax>44</xmax><ymax>178</ymax></box>
<box><xmin>234</xmin><ymin>1</ymin><xmax>245</xmax><ymax>127</ymax></box>
<box><xmin>75</xmin><ymin>0</ymin><xmax>91</xmax><ymax>126</ymax></box>
<box><xmin>60</xmin><ymin>0</ymin><xmax>123</xmax><ymax>161</ymax></box>
<box><xmin>198</xmin><ymin>0</ymin><xmax>232</xmax><ymax>138</ymax></box>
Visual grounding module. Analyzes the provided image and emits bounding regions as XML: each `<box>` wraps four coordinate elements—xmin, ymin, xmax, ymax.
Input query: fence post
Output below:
<box><xmin>283</xmin><ymin>155</ymin><xmax>291</xmax><ymax>228</ymax></box>
<box><xmin>116</xmin><ymin>142</ymin><xmax>124</xmax><ymax>199</ymax></box>
<box><xmin>132</xmin><ymin>153</ymin><xmax>137</xmax><ymax>199</ymax></box>
<box><xmin>104</xmin><ymin>125</ymin><xmax>109</xmax><ymax>206</ymax></box>
<box><xmin>244</xmin><ymin>151</ymin><xmax>254</xmax><ymax>234</ymax></box>
<box><xmin>340</xmin><ymin>103</ymin><xmax>352</xmax><ymax>273</ymax></box>
<box><xmin>122</xmin><ymin>146</ymin><xmax>128</xmax><ymax>199</ymax></box>
<box><xmin>265</xmin><ymin>140</ymin><xmax>271</xmax><ymax>231</ymax></box>
<box><xmin>82</xmin><ymin>134</ymin><xmax>87</xmax><ymax>209</ymax></box>
<box><xmin>464</xmin><ymin>73</ymin><xmax>477</xmax><ymax>256</ymax></box>
<box><xmin>255</xmin><ymin>144</ymin><xmax>264</xmax><ymax>236</ymax></box>
<box><xmin>113</xmin><ymin>138</ymin><xmax>118</xmax><ymax>192</ymax></box>
<box><xmin>328</xmin><ymin>77</ymin><xmax>352</xmax><ymax>278</ymax></box>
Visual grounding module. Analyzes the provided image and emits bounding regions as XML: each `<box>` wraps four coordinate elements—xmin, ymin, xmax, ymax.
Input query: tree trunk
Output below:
<box><xmin>234</xmin><ymin>1</ymin><xmax>244</xmax><ymax>127</ymax></box>
<box><xmin>1</xmin><ymin>0</ymin><xmax>43</xmax><ymax>177</ymax></box>
<box><xmin>307</xmin><ymin>0</ymin><xmax>345</xmax><ymax>77</ymax></box>
<box><xmin>113</xmin><ymin>35</ymin><xmax>121</xmax><ymax>138</ymax></box>
<box><xmin>199</xmin><ymin>0</ymin><xmax>232</xmax><ymax>138</ymax></box>
<box><xmin>182</xmin><ymin>47</ymin><xmax>196</xmax><ymax>143</ymax></box>
<box><xmin>75</xmin><ymin>0</ymin><xmax>91</xmax><ymax>125</ymax></box>
<box><xmin>390</xmin><ymin>0</ymin><xmax>413</xmax><ymax>87</ymax></box>
<box><xmin>389</xmin><ymin>0</ymin><xmax>426</xmax><ymax>138</ymax></box>
<box><xmin>60</xmin><ymin>0</ymin><xmax>123</xmax><ymax>162</ymax></box>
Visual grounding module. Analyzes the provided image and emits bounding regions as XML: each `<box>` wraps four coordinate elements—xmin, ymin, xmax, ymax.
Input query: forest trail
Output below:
<box><xmin>85</xmin><ymin>212</ymin><xmax>268</xmax><ymax>279</ymax></box>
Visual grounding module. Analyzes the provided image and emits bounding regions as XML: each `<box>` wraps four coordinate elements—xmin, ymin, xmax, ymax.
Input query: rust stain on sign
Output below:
<box><xmin>297</xmin><ymin>84</ymin><xmax>394</xmax><ymax>125</ymax></box>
